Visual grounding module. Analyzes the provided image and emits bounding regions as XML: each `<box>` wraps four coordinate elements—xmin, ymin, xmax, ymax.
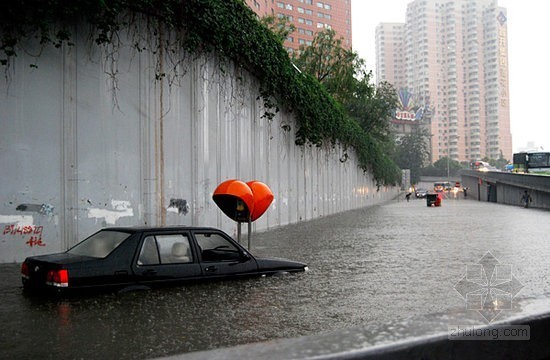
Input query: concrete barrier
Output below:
<box><xmin>162</xmin><ymin>296</ymin><xmax>550</xmax><ymax>360</ymax></box>
<box><xmin>461</xmin><ymin>170</ymin><xmax>550</xmax><ymax>210</ymax></box>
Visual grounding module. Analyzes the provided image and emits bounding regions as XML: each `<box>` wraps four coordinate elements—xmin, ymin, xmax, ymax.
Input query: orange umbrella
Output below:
<box><xmin>212</xmin><ymin>179</ymin><xmax>254</xmax><ymax>222</ymax></box>
<box><xmin>247</xmin><ymin>180</ymin><xmax>274</xmax><ymax>221</ymax></box>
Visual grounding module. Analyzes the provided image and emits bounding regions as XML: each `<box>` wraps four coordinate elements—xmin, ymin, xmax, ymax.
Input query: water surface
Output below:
<box><xmin>1</xmin><ymin>198</ymin><xmax>549</xmax><ymax>359</ymax></box>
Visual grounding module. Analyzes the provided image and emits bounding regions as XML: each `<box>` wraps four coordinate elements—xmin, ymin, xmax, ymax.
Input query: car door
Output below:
<box><xmin>192</xmin><ymin>230</ymin><xmax>258</xmax><ymax>278</ymax></box>
<box><xmin>133</xmin><ymin>232</ymin><xmax>203</xmax><ymax>285</ymax></box>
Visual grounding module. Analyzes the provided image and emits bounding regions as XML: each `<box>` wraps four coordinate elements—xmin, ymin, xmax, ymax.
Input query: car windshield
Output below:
<box><xmin>67</xmin><ymin>230</ymin><xmax>130</xmax><ymax>258</ymax></box>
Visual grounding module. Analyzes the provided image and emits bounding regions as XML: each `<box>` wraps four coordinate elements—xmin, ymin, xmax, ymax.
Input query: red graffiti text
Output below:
<box><xmin>2</xmin><ymin>225</ymin><xmax>45</xmax><ymax>247</ymax></box>
<box><xmin>3</xmin><ymin>225</ymin><xmax>43</xmax><ymax>235</ymax></box>
<box><xmin>26</xmin><ymin>236</ymin><xmax>45</xmax><ymax>247</ymax></box>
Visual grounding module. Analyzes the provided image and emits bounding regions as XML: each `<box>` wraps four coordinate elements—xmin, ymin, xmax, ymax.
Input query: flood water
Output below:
<box><xmin>1</xmin><ymin>197</ymin><xmax>549</xmax><ymax>359</ymax></box>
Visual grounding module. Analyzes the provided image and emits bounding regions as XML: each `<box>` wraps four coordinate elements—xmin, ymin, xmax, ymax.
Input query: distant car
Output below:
<box><xmin>414</xmin><ymin>188</ymin><xmax>428</xmax><ymax>198</ymax></box>
<box><xmin>21</xmin><ymin>226</ymin><xmax>307</xmax><ymax>294</ymax></box>
<box><xmin>434</xmin><ymin>181</ymin><xmax>452</xmax><ymax>192</ymax></box>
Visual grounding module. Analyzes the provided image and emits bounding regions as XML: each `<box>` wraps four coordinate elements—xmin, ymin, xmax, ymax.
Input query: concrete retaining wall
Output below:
<box><xmin>461</xmin><ymin>170</ymin><xmax>550</xmax><ymax>209</ymax></box>
<box><xmin>0</xmin><ymin>27</ymin><xmax>396</xmax><ymax>263</ymax></box>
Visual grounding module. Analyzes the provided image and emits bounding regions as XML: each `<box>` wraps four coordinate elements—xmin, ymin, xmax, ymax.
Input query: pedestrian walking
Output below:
<box><xmin>520</xmin><ymin>190</ymin><xmax>532</xmax><ymax>208</ymax></box>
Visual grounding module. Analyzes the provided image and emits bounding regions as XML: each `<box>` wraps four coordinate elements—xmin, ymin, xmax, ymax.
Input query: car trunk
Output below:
<box><xmin>22</xmin><ymin>253</ymin><xmax>95</xmax><ymax>290</ymax></box>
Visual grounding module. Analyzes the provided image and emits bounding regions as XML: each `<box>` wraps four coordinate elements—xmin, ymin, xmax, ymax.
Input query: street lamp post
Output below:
<box><xmin>446</xmin><ymin>130</ymin><xmax>450</xmax><ymax>181</ymax></box>
<box><xmin>447</xmin><ymin>150</ymin><xmax>450</xmax><ymax>180</ymax></box>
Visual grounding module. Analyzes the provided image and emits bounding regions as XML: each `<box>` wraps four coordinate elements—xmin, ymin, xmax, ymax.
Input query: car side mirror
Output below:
<box><xmin>240</xmin><ymin>252</ymin><xmax>251</xmax><ymax>262</ymax></box>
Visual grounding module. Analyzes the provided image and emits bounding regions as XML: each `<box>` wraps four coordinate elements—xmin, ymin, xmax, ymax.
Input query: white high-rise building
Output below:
<box><xmin>376</xmin><ymin>0</ymin><xmax>512</xmax><ymax>162</ymax></box>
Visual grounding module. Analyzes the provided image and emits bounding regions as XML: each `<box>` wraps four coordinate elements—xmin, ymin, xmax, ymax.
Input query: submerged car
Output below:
<box><xmin>21</xmin><ymin>226</ymin><xmax>307</xmax><ymax>294</ymax></box>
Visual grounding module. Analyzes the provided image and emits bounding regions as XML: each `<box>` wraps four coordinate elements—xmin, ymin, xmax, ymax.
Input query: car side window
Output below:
<box><xmin>137</xmin><ymin>236</ymin><xmax>160</xmax><ymax>265</ymax></box>
<box><xmin>157</xmin><ymin>235</ymin><xmax>193</xmax><ymax>264</ymax></box>
<box><xmin>194</xmin><ymin>233</ymin><xmax>241</xmax><ymax>262</ymax></box>
<box><xmin>138</xmin><ymin>234</ymin><xmax>193</xmax><ymax>265</ymax></box>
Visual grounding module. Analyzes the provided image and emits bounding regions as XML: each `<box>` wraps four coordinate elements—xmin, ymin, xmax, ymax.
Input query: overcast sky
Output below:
<box><xmin>351</xmin><ymin>0</ymin><xmax>550</xmax><ymax>154</ymax></box>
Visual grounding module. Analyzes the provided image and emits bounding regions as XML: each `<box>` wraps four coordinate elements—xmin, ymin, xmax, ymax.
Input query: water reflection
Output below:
<box><xmin>1</xmin><ymin>199</ymin><xmax>549</xmax><ymax>359</ymax></box>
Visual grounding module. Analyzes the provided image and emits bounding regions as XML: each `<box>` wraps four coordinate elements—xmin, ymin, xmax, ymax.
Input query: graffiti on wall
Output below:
<box><xmin>167</xmin><ymin>198</ymin><xmax>189</xmax><ymax>215</ymax></box>
<box><xmin>16</xmin><ymin>203</ymin><xmax>55</xmax><ymax>216</ymax></box>
<box><xmin>0</xmin><ymin>215</ymin><xmax>46</xmax><ymax>248</ymax></box>
<box><xmin>3</xmin><ymin>224</ymin><xmax>45</xmax><ymax>247</ymax></box>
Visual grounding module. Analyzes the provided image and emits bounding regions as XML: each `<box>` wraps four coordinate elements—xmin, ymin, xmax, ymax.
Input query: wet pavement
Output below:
<box><xmin>1</xmin><ymin>196</ymin><xmax>549</xmax><ymax>359</ymax></box>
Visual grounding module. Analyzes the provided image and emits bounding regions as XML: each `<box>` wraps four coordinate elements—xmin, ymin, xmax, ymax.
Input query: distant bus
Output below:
<box><xmin>513</xmin><ymin>152</ymin><xmax>550</xmax><ymax>173</ymax></box>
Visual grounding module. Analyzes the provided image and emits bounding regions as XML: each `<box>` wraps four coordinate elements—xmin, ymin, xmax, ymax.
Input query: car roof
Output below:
<box><xmin>99</xmin><ymin>226</ymin><xmax>223</xmax><ymax>233</ymax></box>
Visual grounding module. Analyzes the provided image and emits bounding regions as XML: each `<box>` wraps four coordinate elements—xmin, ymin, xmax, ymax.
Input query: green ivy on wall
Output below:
<box><xmin>0</xmin><ymin>0</ymin><xmax>400</xmax><ymax>184</ymax></box>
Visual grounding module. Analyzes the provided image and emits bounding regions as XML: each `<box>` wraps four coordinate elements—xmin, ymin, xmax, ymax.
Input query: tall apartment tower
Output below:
<box><xmin>245</xmin><ymin>0</ymin><xmax>352</xmax><ymax>53</ymax></box>
<box><xmin>376</xmin><ymin>0</ymin><xmax>512</xmax><ymax>162</ymax></box>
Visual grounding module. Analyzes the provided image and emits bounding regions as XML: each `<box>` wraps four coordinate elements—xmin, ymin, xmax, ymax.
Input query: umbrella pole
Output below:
<box><xmin>247</xmin><ymin>221</ymin><xmax>251</xmax><ymax>250</ymax></box>
<box><xmin>237</xmin><ymin>221</ymin><xmax>241</xmax><ymax>244</ymax></box>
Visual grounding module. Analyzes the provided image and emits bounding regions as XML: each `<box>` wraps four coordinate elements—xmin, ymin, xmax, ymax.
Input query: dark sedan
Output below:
<box><xmin>414</xmin><ymin>188</ymin><xmax>428</xmax><ymax>198</ymax></box>
<box><xmin>21</xmin><ymin>226</ymin><xmax>307</xmax><ymax>294</ymax></box>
